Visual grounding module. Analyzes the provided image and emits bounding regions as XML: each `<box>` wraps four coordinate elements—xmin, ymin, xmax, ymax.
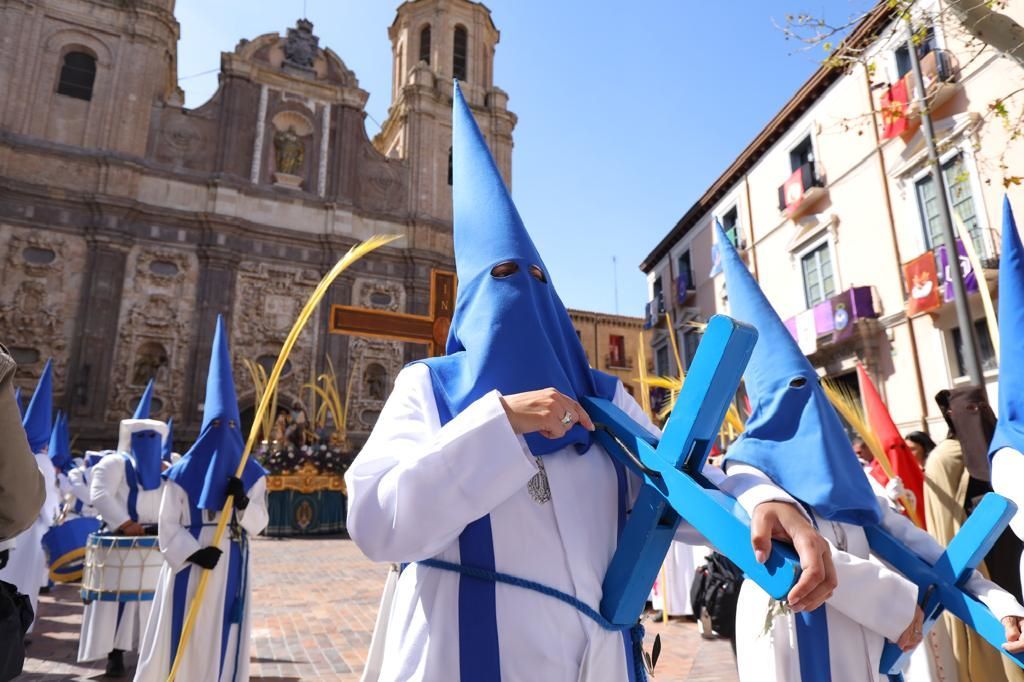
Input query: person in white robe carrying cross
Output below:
<box><xmin>345</xmin><ymin>83</ymin><xmax>840</xmax><ymax>682</ymax></box>
<box><xmin>708</xmin><ymin>219</ymin><xmax>1024</xmax><ymax>682</ymax></box>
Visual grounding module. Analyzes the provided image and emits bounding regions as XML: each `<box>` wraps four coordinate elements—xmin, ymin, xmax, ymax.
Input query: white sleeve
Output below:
<box><xmin>237</xmin><ymin>476</ymin><xmax>269</xmax><ymax>536</ymax></box>
<box><xmin>607</xmin><ymin>382</ymin><xmax>802</xmax><ymax>546</ymax></box>
<box><xmin>345</xmin><ymin>364</ymin><xmax>539</xmax><ymax>563</ymax></box>
<box><xmin>35</xmin><ymin>453</ymin><xmax>60</xmax><ymax>527</ymax></box>
<box><xmin>158</xmin><ymin>482</ymin><xmax>202</xmax><ymax>572</ymax></box>
<box><xmin>68</xmin><ymin>468</ymin><xmax>92</xmax><ymax>505</ymax></box>
<box><xmin>992</xmin><ymin>448</ymin><xmax>1024</xmax><ymax>540</ymax></box>
<box><xmin>878</xmin><ymin>499</ymin><xmax>1024</xmax><ymax>622</ymax></box>
<box><xmin>90</xmin><ymin>456</ymin><xmax>130</xmax><ymax>530</ymax></box>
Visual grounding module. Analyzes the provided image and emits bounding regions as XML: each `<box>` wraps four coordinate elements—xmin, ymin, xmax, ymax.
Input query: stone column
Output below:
<box><xmin>66</xmin><ymin>234</ymin><xmax>132</xmax><ymax>427</ymax></box>
<box><xmin>183</xmin><ymin>243</ymin><xmax>240</xmax><ymax>429</ymax></box>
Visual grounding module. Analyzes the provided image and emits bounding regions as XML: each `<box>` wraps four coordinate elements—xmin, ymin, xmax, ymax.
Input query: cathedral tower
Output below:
<box><xmin>0</xmin><ymin>0</ymin><xmax>181</xmax><ymax>155</ymax></box>
<box><xmin>375</xmin><ymin>0</ymin><xmax>516</xmax><ymax>225</ymax></box>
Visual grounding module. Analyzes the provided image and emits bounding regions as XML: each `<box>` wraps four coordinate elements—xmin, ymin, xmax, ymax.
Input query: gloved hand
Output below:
<box><xmin>0</xmin><ymin>549</ymin><xmax>7</xmax><ymax>570</ymax></box>
<box><xmin>885</xmin><ymin>477</ymin><xmax>917</xmax><ymax>510</ymax></box>
<box><xmin>225</xmin><ymin>476</ymin><xmax>250</xmax><ymax>510</ymax></box>
<box><xmin>187</xmin><ymin>546</ymin><xmax>223</xmax><ymax>570</ymax></box>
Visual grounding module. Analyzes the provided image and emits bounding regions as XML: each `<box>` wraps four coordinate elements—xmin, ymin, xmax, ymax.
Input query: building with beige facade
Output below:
<box><xmin>640</xmin><ymin>1</ymin><xmax>1024</xmax><ymax>438</ymax></box>
<box><xmin>568</xmin><ymin>309</ymin><xmax>651</xmax><ymax>399</ymax></box>
<box><xmin>0</xmin><ymin>0</ymin><xmax>515</xmax><ymax>448</ymax></box>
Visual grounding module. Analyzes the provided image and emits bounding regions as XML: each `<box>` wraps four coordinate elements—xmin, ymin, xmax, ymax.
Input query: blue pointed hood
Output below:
<box><xmin>991</xmin><ymin>196</ymin><xmax>1024</xmax><ymax>458</ymax></box>
<box><xmin>417</xmin><ymin>83</ymin><xmax>617</xmax><ymax>455</ymax></box>
<box><xmin>13</xmin><ymin>387</ymin><xmax>24</xmax><ymax>419</ymax></box>
<box><xmin>133</xmin><ymin>379</ymin><xmax>155</xmax><ymax>419</ymax></box>
<box><xmin>718</xmin><ymin>224</ymin><xmax>881</xmax><ymax>525</ymax></box>
<box><xmin>163</xmin><ymin>417</ymin><xmax>175</xmax><ymax>462</ymax></box>
<box><xmin>23</xmin><ymin>359</ymin><xmax>54</xmax><ymax>453</ymax></box>
<box><xmin>48</xmin><ymin>412</ymin><xmax>72</xmax><ymax>473</ymax></box>
<box><xmin>166</xmin><ymin>316</ymin><xmax>264</xmax><ymax>510</ymax></box>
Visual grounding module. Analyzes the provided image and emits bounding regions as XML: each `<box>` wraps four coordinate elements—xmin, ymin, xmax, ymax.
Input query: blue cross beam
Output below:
<box><xmin>581</xmin><ymin>314</ymin><xmax>802</xmax><ymax>626</ymax></box>
<box><xmin>865</xmin><ymin>493</ymin><xmax>1024</xmax><ymax>680</ymax></box>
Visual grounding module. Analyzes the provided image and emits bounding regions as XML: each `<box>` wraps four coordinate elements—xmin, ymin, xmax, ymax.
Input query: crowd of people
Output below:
<box><xmin>0</xmin><ymin>317</ymin><xmax>268</xmax><ymax>681</ymax></box>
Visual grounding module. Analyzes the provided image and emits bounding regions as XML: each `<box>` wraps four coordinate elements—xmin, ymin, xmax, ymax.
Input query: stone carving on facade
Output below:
<box><xmin>352</xmin><ymin>277</ymin><xmax>406</xmax><ymax>313</ymax></box>
<box><xmin>283</xmin><ymin>19</ymin><xmax>319</xmax><ymax>70</ymax></box>
<box><xmin>106</xmin><ymin>248</ymin><xmax>196</xmax><ymax>422</ymax></box>
<box><xmin>358</xmin><ymin>149</ymin><xmax>405</xmax><ymax>212</ymax></box>
<box><xmin>346</xmin><ymin>336</ymin><xmax>403</xmax><ymax>433</ymax></box>
<box><xmin>0</xmin><ymin>229</ymin><xmax>82</xmax><ymax>390</ymax></box>
<box><xmin>232</xmin><ymin>261</ymin><xmax>321</xmax><ymax>410</ymax></box>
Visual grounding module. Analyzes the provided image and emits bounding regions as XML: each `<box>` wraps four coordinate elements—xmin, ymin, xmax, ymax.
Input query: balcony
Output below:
<box><xmin>643</xmin><ymin>293</ymin><xmax>665</xmax><ymax>329</ymax></box>
<box><xmin>605</xmin><ymin>353</ymin><xmax>634</xmax><ymax>371</ymax></box>
<box><xmin>674</xmin><ymin>276</ymin><xmax>695</xmax><ymax>305</ymax></box>
<box><xmin>777</xmin><ymin>161</ymin><xmax>827</xmax><ymax>220</ymax></box>
<box><xmin>884</xmin><ymin>49</ymin><xmax>962</xmax><ymax>140</ymax></box>
<box><xmin>782</xmin><ymin>286</ymin><xmax>878</xmax><ymax>354</ymax></box>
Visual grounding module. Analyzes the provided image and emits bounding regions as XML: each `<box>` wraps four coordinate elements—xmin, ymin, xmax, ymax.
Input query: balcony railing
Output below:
<box><xmin>643</xmin><ymin>293</ymin><xmax>665</xmax><ymax>329</ymax></box>
<box><xmin>777</xmin><ymin>161</ymin><xmax>826</xmax><ymax>218</ymax></box>
<box><xmin>605</xmin><ymin>353</ymin><xmax>634</xmax><ymax>370</ymax></box>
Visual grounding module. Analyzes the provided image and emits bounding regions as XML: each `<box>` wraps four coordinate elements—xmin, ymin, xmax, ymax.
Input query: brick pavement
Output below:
<box><xmin>19</xmin><ymin>535</ymin><xmax>738</xmax><ymax>681</ymax></box>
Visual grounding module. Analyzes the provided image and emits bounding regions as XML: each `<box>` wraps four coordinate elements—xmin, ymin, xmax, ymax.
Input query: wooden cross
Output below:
<box><xmin>583</xmin><ymin>314</ymin><xmax>802</xmax><ymax>626</ymax></box>
<box><xmin>329</xmin><ymin>269</ymin><xmax>457</xmax><ymax>356</ymax></box>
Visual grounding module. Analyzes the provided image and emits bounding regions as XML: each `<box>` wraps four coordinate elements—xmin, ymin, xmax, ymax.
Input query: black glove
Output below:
<box><xmin>225</xmin><ymin>476</ymin><xmax>250</xmax><ymax>510</ymax></box>
<box><xmin>187</xmin><ymin>546</ymin><xmax>222</xmax><ymax>570</ymax></box>
<box><xmin>0</xmin><ymin>549</ymin><xmax>7</xmax><ymax>570</ymax></box>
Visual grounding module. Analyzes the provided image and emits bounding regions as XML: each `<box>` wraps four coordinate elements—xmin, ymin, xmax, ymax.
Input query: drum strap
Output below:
<box><xmin>121</xmin><ymin>455</ymin><xmax>139</xmax><ymax>522</ymax></box>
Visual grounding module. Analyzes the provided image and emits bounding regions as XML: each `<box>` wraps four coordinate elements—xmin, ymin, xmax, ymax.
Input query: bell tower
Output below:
<box><xmin>375</xmin><ymin>0</ymin><xmax>517</xmax><ymax>224</ymax></box>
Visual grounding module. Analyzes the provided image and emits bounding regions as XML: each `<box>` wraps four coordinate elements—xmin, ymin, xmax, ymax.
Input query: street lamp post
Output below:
<box><xmin>904</xmin><ymin>20</ymin><xmax>984</xmax><ymax>385</ymax></box>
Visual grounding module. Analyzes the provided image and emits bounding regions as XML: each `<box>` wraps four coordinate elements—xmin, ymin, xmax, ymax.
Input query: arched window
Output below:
<box><xmin>453</xmin><ymin>26</ymin><xmax>467</xmax><ymax>81</ymax></box>
<box><xmin>419</xmin><ymin>25</ymin><xmax>431</xmax><ymax>65</ymax></box>
<box><xmin>56</xmin><ymin>51</ymin><xmax>96</xmax><ymax>101</ymax></box>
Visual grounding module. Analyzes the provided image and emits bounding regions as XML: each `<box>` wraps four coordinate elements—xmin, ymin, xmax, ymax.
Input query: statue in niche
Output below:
<box><xmin>132</xmin><ymin>341</ymin><xmax>169</xmax><ymax>386</ymax></box>
<box><xmin>274</xmin><ymin>127</ymin><xmax>305</xmax><ymax>176</ymax></box>
<box><xmin>364</xmin><ymin>363</ymin><xmax>388</xmax><ymax>401</ymax></box>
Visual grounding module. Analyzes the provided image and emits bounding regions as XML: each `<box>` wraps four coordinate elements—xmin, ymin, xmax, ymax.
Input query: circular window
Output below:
<box><xmin>23</xmin><ymin>247</ymin><xmax>56</xmax><ymax>265</ymax></box>
<box><xmin>370</xmin><ymin>291</ymin><xmax>393</xmax><ymax>307</ymax></box>
<box><xmin>8</xmin><ymin>347</ymin><xmax>40</xmax><ymax>365</ymax></box>
<box><xmin>149</xmin><ymin>397</ymin><xmax>164</xmax><ymax>414</ymax></box>
<box><xmin>149</xmin><ymin>260</ymin><xmax>180</xmax><ymax>276</ymax></box>
<box><xmin>256</xmin><ymin>354</ymin><xmax>292</xmax><ymax>377</ymax></box>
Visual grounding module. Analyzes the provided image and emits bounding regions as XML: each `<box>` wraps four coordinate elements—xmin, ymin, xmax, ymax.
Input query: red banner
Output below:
<box><xmin>782</xmin><ymin>168</ymin><xmax>804</xmax><ymax>211</ymax></box>
<box><xmin>903</xmin><ymin>252</ymin><xmax>941</xmax><ymax>315</ymax></box>
<box><xmin>880</xmin><ymin>76</ymin><xmax>910</xmax><ymax>139</ymax></box>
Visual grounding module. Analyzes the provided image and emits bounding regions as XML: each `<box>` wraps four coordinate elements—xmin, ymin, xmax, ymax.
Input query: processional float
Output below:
<box><xmin>584</xmin><ymin>314</ymin><xmax>1024</xmax><ymax>682</ymax></box>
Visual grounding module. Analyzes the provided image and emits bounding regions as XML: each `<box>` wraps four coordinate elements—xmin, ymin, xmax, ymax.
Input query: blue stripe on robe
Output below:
<box><xmin>122</xmin><ymin>455</ymin><xmax>139</xmax><ymax>523</ymax></box>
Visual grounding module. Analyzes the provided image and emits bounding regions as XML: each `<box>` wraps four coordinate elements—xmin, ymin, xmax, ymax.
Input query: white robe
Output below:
<box><xmin>0</xmin><ymin>452</ymin><xmax>58</xmax><ymax>634</ymax></box>
<box><xmin>992</xmin><ymin>447</ymin><xmax>1024</xmax><ymax>588</ymax></box>
<box><xmin>78</xmin><ymin>454</ymin><xmax>165</xmax><ymax>662</ymax></box>
<box><xmin>735</xmin><ymin>491</ymin><xmax>1024</xmax><ymax>682</ymax></box>
<box><xmin>66</xmin><ymin>464</ymin><xmax>99</xmax><ymax>518</ymax></box>
<box><xmin>346</xmin><ymin>363</ymin><xmax>797</xmax><ymax>682</ymax></box>
<box><xmin>134</xmin><ymin>476</ymin><xmax>268</xmax><ymax>682</ymax></box>
<box><xmin>650</xmin><ymin>541</ymin><xmax>709</xmax><ymax>617</ymax></box>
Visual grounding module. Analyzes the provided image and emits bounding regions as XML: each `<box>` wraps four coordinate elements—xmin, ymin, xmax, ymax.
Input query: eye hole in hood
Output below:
<box><xmin>490</xmin><ymin>261</ymin><xmax>519</xmax><ymax>278</ymax></box>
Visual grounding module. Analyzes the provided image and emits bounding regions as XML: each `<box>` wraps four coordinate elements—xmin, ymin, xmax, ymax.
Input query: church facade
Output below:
<box><xmin>0</xmin><ymin>0</ymin><xmax>516</xmax><ymax>448</ymax></box>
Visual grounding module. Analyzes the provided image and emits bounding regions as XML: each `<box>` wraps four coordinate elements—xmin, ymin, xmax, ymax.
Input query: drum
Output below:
<box><xmin>42</xmin><ymin>517</ymin><xmax>102</xmax><ymax>583</ymax></box>
<box><xmin>81</xmin><ymin>533</ymin><xmax>164</xmax><ymax>602</ymax></box>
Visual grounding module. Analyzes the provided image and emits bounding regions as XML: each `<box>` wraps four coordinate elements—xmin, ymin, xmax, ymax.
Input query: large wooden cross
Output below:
<box><xmin>329</xmin><ymin>269</ymin><xmax>456</xmax><ymax>356</ymax></box>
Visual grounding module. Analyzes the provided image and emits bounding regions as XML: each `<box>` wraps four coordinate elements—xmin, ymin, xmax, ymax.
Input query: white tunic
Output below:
<box><xmin>66</xmin><ymin>464</ymin><xmax>99</xmax><ymax>518</ymax></box>
<box><xmin>134</xmin><ymin>476</ymin><xmax>268</xmax><ymax>682</ymax></box>
<box><xmin>346</xmin><ymin>364</ymin><xmax>796</xmax><ymax>682</ymax></box>
<box><xmin>650</xmin><ymin>541</ymin><xmax>709</xmax><ymax>617</ymax></box>
<box><xmin>0</xmin><ymin>452</ymin><xmax>58</xmax><ymax>635</ymax></box>
<box><xmin>735</xmin><ymin>491</ymin><xmax>1024</xmax><ymax>682</ymax></box>
<box><xmin>992</xmin><ymin>447</ymin><xmax>1024</xmax><ymax>588</ymax></box>
<box><xmin>78</xmin><ymin>454</ymin><xmax>165</xmax><ymax>662</ymax></box>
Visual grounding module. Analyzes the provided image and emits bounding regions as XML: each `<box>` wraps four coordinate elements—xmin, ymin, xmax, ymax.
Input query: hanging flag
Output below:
<box><xmin>903</xmin><ymin>252</ymin><xmax>941</xmax><ymax>315</ymax></box>
<box><xmin>880</xmin><ymin>76</ymin><xmax>910</xmax><ymax>139</ymax></box>
<box><xmin>936</xmin><ymin>238</ymin><xmax>979</xmax><ymax>302</ymax></box>
<box><xmin>857</xmin><ymin>364</ymin><xmax>926</xmax><ymax>527</ymax></box>
<box><xmin>781</xmin><ymin>167</ymin><xmax>805</xmax><ymax>213</ymax></box>
<box><xmin>795</xmin><ymin>309</ymin><xmax>817</xmax><ymax>355</ymax></box>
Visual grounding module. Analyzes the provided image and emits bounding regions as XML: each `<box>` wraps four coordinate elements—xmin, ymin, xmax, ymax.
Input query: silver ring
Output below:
<box><xmin>561</xmin><ymin>411</ymin><xmax>575</xmax><ymax>427</ymax></box>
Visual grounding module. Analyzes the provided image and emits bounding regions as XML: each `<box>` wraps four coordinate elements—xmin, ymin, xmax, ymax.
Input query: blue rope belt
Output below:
<box><xmin>418</xmin><ymin>558</ymin><xmax>648</xmax><ymax>681</ymax></box>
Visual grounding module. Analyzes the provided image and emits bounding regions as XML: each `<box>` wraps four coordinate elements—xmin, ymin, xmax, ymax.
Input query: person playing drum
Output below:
<box><xmin>134</xmin><ymin>317</ymin><xmax>268</xmax><ymax>682</ymax></box>
<box><xmin>79</xmin><ymin>418</ymin><xmax>169</xmax><ymax>677</ymax></box>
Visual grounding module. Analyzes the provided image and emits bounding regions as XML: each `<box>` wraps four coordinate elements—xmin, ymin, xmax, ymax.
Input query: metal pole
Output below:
<box><xmin>904</xmin><ymin>20</ymin><xmax>983</xmax><ymax>384</ymax></box>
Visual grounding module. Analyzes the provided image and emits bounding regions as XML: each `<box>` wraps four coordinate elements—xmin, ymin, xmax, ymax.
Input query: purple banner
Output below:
<box><xmin>935</xmin><ymin>239</ymin><xmax>978</xmax><ymax>303</ymax></box>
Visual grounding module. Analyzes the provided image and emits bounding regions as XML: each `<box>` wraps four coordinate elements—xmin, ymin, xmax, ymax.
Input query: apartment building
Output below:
<box><xmin>639</xmin><ymin>1</ymin><xmax>1024</xmax><ymax>436</ymax></box>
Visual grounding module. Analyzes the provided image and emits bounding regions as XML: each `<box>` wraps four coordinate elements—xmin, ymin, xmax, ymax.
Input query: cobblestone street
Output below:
<box><xmin>19</xmin><ymin>535</ymin><xmax>738</xmax><ymax>681</ymax></box>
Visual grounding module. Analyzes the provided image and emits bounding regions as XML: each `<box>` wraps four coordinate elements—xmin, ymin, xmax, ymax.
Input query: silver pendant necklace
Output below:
<box><xmin>528</xmin><ymin>457</ymin><xmax>551</xmax><ymax>504</ymax></box>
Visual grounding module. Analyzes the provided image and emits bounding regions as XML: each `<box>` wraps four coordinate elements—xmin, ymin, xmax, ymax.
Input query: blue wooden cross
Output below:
<box><xmin>582</xmin><ymin>314</ymin><xmax>802</xmax><ymax>625</ymax></box>
<box><xmin>866</xmin><ymin>493</ymin><xmax>1024</xmax><ymax>680</ymax></box>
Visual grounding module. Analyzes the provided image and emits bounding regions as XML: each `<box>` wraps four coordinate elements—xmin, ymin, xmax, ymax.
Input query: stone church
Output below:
<box><xmin>0</xmin><ymin>0</ymin><xmax>516</xmax><ymax>448</ymax></box>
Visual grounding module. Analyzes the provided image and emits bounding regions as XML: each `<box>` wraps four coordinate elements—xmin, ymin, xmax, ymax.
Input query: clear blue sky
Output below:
<box><xmin>175</xmin><ymin>1</ymin><xmax>856</xmax><ymax>316</ymax></box>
